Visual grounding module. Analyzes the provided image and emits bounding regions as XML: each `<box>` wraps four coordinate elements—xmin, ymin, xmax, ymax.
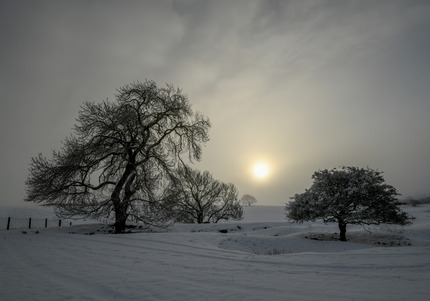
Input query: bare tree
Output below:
<box><xmin>241</xmin><ymin>194</ymin><xmax>257</xmax><ymax>206</ymax></box>
<box><xmin>286</xmin><ymin>166</ymin><xmax>414</xmax><ymax>241</ymax></box>
<box><xmin>25</xmin><ymin>80</ymin><xmax>211</xmax><ymax>233</ymax></box>
<box><xmin>169</xmin><ymin>166</ymin><xmax>243</xmax><ymax>223</ymax></box>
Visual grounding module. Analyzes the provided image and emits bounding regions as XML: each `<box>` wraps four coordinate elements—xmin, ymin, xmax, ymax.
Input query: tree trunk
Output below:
<box><xmin>113</xmin><ymin>171</ymin><xmax>136</xmax><ymax>233</ymax></box>
<box><xmin>197</xmin><ymin>213</ymin><xmax>204</xmax><ymax>224</ymax></box>
<box><xmin>338</xmin><ymin>220</ymin><xmax>347</xmax><ymax>241</ymax></box>
<box><xmin>114</xmin><ymin>206</ymin><xmax>127</xmax><ymax>233</ymax></box>
<box><xmin>111</xmin><ymin>162</ymin><xmax>136</xmax><ymax>233</ymax></box>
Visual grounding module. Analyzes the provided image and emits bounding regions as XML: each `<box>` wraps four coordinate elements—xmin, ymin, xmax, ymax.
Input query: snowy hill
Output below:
<box><xmin>1</xmin><ymin>205</ymin><xmax>429</xmax><ymax>300</ymax></box>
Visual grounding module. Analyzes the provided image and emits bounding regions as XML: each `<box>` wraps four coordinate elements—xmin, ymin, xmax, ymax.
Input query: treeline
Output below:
<box><xmin>398</xmin><ymin>196</ymin><xmax>430</xmax><ymax>206</ymax></box>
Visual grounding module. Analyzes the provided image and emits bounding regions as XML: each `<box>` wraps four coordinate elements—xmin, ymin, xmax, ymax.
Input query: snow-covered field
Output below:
<box><xmin>1</xmin><ymin>205</ymin><xmax>429</xmax><ymax>301</ymax></box>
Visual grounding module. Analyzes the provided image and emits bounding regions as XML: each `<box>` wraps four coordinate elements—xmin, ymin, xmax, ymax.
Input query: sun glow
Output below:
<box><xmin>252</xmin><ymin>162</ymin><xmax>270</xmax><ymax>179</ymax></box>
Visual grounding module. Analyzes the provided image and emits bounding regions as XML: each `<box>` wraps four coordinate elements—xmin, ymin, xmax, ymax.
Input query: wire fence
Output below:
<box><xmin>1</xmin><ymin>217</ymin><xmax>74</xmax><ymax>230</ymax></box>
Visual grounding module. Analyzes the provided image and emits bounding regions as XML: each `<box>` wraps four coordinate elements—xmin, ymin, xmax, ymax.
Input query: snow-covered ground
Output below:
<box><xmin>1</xmin><ymin>205</ymin><xmax>429</xmax><ymax>300</ymax></box>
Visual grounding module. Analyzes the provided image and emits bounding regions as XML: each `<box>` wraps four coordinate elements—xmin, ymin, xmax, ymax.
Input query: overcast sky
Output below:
<box><xmin>1</xmin><ymin>0</ymin><xmax>429</xmax><ymax>206</ymax></box>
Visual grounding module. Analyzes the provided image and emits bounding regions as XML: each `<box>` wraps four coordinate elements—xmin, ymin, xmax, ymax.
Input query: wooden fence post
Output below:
<box><xmin>59</xmin><ymin>219</ymin><xmax>62</xmax><ymax>227</ymax></box>
<box><xmin>45</xmin><ymin>218</ymin><xmax>48</xmax><ymax>228</ymax></box>
<box><xmin>28</xmin><ymin>218</ymin><xmax>32</xmax><ymax>229</ymax></box>
<box><xmin>7</xmin><ymin>217</ymin><xmax>11</xmax><ymax>230</ymax></box>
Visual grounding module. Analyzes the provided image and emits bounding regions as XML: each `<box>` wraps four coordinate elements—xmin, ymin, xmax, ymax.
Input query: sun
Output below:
<box><xmin>252</xmin><ymin>162</ymin><xmax>270</xmax><ymax>179</ymax></box>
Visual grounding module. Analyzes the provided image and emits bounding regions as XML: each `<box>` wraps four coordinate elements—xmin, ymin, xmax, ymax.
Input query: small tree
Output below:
<box><xmin>286</xmin><ymin>166</ymin><xmax>413</xmax><ymax>241</ymax></box>
<box><xmin>241</xmin><ymin>194</ymin><xmax>257</xmax><ymax>206</ymax></box>
<box><xmin>169</xmin><ymin>166</ymin><xmax>243</xmax><ymax>223</ymax></box>
<box><xmin>25</xmin><ymin>80</ymin><xmax>211</xmax><ymax>233</ymax></box>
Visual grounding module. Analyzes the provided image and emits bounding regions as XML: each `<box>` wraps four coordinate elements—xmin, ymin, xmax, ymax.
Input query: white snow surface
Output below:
<box><xmin>1</xmin><ymin>205</ymin><xmax>430</xmax><ymax>300</ymax></box>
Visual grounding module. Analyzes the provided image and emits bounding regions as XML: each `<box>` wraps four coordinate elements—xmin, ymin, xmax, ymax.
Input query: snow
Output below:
<box><xmin>1</xmin><ymin>205</ymin><xmax>430</xmax><ymax>300</ymax></box>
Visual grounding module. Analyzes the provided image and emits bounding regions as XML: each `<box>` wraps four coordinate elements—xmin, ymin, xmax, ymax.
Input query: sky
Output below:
<box><xmin>1</xmin><ymin>0</ymin><xmax>429</xmax><ymax>206</ymax></box>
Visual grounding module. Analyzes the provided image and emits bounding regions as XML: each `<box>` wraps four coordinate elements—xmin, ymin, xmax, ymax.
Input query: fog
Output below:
<box><xmin>1</xmin><ymin>0</ymin><xmax>429</xmax><ymax>206</ymax></box>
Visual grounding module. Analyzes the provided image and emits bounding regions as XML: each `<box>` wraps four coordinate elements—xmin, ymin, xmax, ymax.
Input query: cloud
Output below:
<box><xmin>1</xmin><ymin>0</ymin><xmax>429</xmax><ymax>206</ymax></box>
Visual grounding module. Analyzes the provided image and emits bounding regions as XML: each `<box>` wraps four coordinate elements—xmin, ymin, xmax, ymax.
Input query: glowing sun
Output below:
<box><xmin>252</xmin><ymin>162</ymin><xmax>270</xmax><ymax>179</ymax></box>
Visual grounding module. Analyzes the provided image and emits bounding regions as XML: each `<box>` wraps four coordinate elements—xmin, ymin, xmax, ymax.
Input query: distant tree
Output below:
<box><xmin>286</xmin><ymin>166</ymin><xmax>414</xmax><ymax>241</ymax></box>
<box><xmin>25</xmin><ymin>80</ymin><xmax>211</xmax><ymax>233</ymax></box>
<box><xmin>241</xmin><ymin>194</ymin><xmax>257</xmax><ymax>206</ymax></box>
<box><xmin>169</xmin><ymin>166</ymin><xmax>243</xmax><ymax>223</ymax></box>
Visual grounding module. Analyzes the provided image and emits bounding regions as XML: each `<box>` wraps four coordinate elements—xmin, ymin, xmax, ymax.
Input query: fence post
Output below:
<box><xmin>28</xmin><ymin>218</ymin><xmax>32</xmax><ymax>229</ymax></box>
<box><xmin>59</xmin><ymin>220</ymin><xmax>62</xmax><ymax>227</ymax></box>
<box><xmin>7</xmin><ymin>217</ymin><xmax>11</xmax><ymax>230</ymax></box>
<box><xmin>45</xmin><ymin>218</ymin><xmax>48</xmax><ymax>228</ymax></box>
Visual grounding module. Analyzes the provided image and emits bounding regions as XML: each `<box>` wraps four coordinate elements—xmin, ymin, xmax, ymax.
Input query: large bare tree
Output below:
<box><xmin>25</xmin><ymin>81</ymin><xmax>211</xmax><ymax>233</ymax></box>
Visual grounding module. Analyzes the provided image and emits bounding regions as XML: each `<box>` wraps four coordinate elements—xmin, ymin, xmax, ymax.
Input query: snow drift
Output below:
<box><xmin>1</xmin><ymin>205</ymin><xmax>429</xmax><ymax>300</ymax></box>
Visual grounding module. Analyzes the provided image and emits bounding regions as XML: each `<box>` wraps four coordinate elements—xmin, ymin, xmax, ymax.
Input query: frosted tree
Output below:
<box><xmin>25</xmin><ymin>80</ymin><xmax>211</xmax><ymax>233</ymax></box>
<box><xmin>286</xmin><ymin>166</ymin><xmax>413</xmax><ymax>241</ymax></box>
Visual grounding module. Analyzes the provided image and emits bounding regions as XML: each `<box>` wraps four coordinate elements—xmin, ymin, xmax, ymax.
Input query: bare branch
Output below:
<box><xmin>26</xmin><ymin>80</ymin><xmax>211</xmax><ymax>233</ymax></box>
